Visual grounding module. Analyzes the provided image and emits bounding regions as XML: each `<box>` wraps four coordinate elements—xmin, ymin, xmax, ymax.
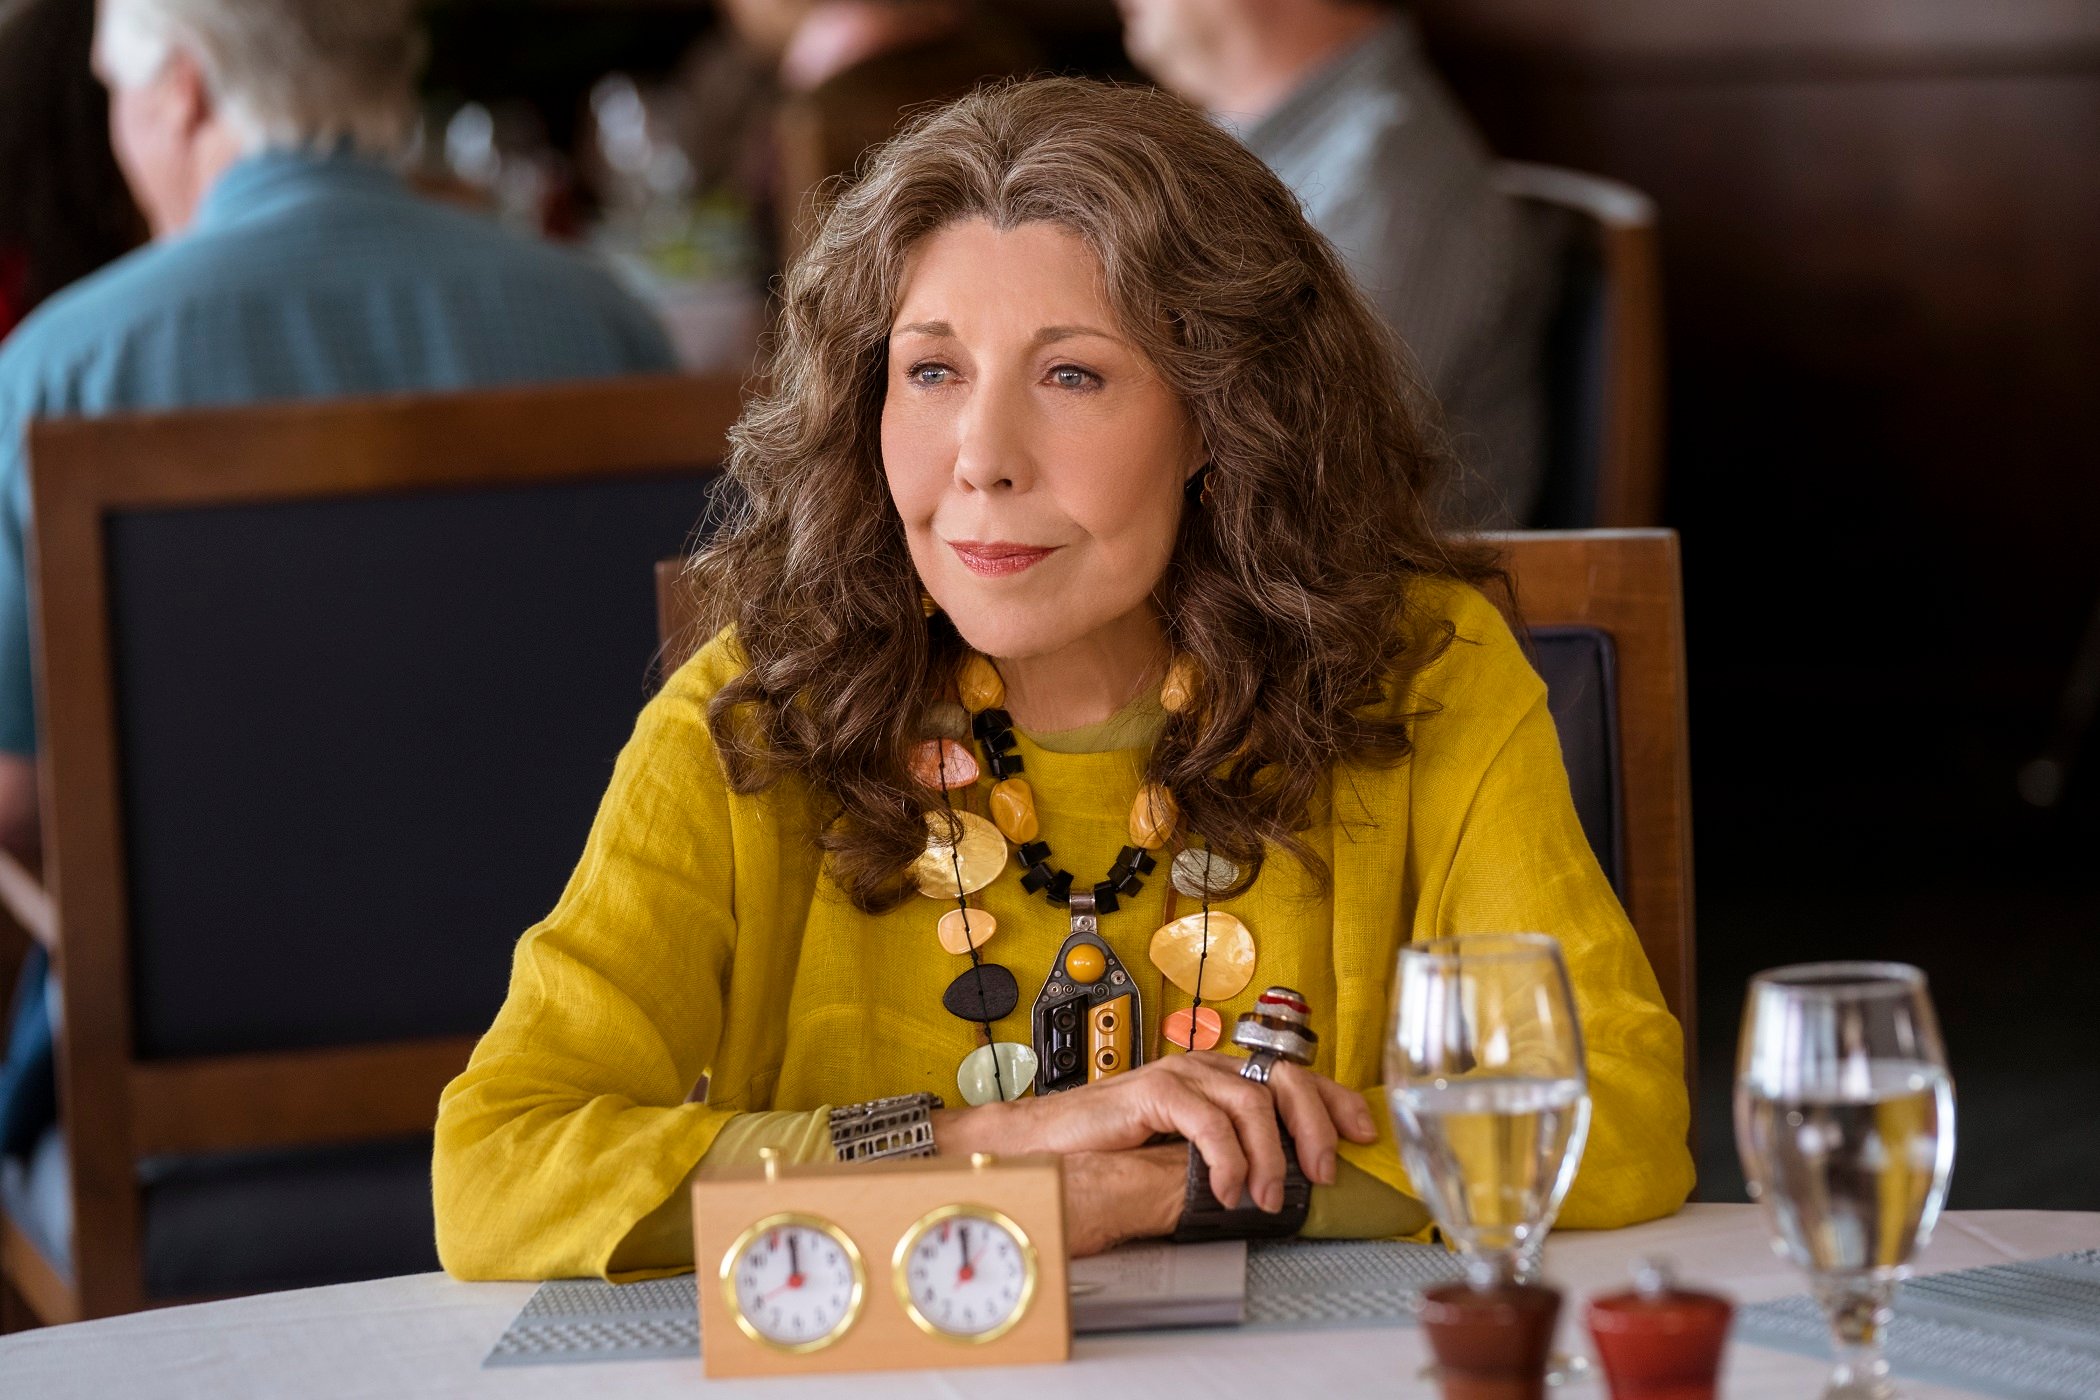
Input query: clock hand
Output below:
<box><xmin>786</xmin><ymin>1232</ymin><xmax>805</xmax><ymax>1288</ymax></box>
<box><xmin>957</xmin><ymin>1223</ymin><xmax>974</xmax><ymax>1284</ymax></box>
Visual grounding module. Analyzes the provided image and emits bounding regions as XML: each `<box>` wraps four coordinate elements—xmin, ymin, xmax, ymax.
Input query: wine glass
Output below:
<box><xmin>1386</xmin><ymin>933</ymin><xmax>1593</xmax><ymax>1289</ymax></box>
<box><xmin>1734</xmin><ymin>962</ymin><xmax>1957</xmax><ymax>1399</ymax></box>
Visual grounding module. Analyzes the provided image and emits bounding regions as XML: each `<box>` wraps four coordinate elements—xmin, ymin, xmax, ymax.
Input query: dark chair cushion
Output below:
<box><xmin>1</xmin><ymin>1125</ymin><xmax>438</xmax><ymax>1299</ymax></box>
<box><xmin>107</xmin><ymin>473</ymin><xmax>716</xmax><ymax>1059</ymax></box>
<box><xmin>1528</xmin><ymin>626</ymin><xmax>1625</xmax><ymax>894</ymax></box>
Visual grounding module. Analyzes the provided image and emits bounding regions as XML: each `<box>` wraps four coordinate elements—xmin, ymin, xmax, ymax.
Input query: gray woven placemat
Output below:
<box><xmin>1734</xmin><ymin>1248</ymin><xmax>2100</xmax><ymax>1399</ymax></box>
<box><xmin>1243</xmin><ymin>1237</ymin><xmax>1467</xmax><ymax>1331</ymax></box>
<box><xmin>484</xmin><ymin>1237</ymin><xmax>1467</xmax><ymax>1366</ymax></box>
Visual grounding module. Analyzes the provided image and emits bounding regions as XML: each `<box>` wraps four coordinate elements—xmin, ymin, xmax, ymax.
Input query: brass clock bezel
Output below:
<box><xmin>719</xmin><ymin>1210</ymin><xmax>868</xmax><ymax>1355</ymax></box>
<box><xmin>890</xmin><ymin>1202</ymin><xmax>1040</xmax><ymax>1346</ymax></box>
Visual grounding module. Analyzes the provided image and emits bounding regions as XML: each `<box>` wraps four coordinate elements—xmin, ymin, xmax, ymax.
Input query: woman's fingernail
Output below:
<box><xmin>1316</xmin><ymin>1149</ymin><xmax>1336</xmax><ymax>1184</ymax></box>
<box><xmin>1262</xmin><ymin>1182</ymin><xmax>1283</xmax><ymax>1212</ymax></box>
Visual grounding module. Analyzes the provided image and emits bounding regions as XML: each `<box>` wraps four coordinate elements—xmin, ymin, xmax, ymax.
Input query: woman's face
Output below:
<box><xmin>882</xmin><ymin>218</ymin><xmax>1203</xmax><ymax>663</ymax></box>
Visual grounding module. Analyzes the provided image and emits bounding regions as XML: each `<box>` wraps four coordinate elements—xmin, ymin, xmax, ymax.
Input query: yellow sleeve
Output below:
<box><xmin>1423</xmin><ymin>687</ymin><xmax>1695</xmax><ymax>1228</ymax></box>
<box><xmin>434</xmin><ymin>653</ymin><xmax>752</xmax><ymax>1282</ymax></box>
<box><xmin>606</xmin><ymin>1108</ymin><xmax>837</xmax><ymax>1273</ymax></box>
<box><xmin>1334</xmin><ymin>586</ymin><xmax>1694</xmax><ymax>1231</ymax></box>
<box><xmin>1302</xmin><ymin>1160</ymin><xmax>1432</xmax><ymax>1240</ymax></box>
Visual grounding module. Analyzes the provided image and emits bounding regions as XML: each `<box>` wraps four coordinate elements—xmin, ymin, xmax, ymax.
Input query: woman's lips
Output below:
<box><xmin>948</xmin><ymin>540</ymin><xmax>1059</xmax><ymax>577</ymax></box>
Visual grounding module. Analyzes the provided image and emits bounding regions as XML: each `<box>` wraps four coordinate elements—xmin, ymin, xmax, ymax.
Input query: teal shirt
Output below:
<box><xmin>0</xmin><ymin>149</ymin><xmax>676</xmax><ymax>754</ymax></box>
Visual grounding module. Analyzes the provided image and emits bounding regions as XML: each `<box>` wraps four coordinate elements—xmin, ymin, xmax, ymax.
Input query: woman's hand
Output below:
<box><xmin>935</xmin><ymin>1052</ymin><xmax>1380</xmax><ymax>1213</ymax></box>
<box><xmin>1062</xmin><ymin>1144</ymin><xmax>1187</xmax><ymax>1256</ymax></box>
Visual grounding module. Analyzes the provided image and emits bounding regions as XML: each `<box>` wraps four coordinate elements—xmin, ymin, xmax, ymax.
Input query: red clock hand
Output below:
<box><xmin>956</xmin><ymin>1223</ymin><xmax>974</xmax><ymax>1284</ymax></box>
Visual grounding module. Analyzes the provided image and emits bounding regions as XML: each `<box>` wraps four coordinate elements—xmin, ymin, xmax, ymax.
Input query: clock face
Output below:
<box><xmin>893</xmin><ymin>1205</ymin><xmax>1038</xmax><ymax>1343</ymax></box>
<box><xmin>720</xmin><ymin>1214</ymin><xmax>865</xmax><ymax>1353</ymax></box>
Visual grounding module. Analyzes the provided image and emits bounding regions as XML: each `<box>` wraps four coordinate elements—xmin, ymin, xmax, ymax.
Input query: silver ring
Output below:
<box><xmin>1239</xmin><ymin>1050</ymin><xmax>1278</xmax><ymax>1085</ymax></box>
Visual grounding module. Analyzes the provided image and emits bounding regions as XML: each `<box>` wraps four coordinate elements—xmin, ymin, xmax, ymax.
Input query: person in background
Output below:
<box><xmin>0</xmin><ymin>0</ymin><xmax>143</xmax><ymax>345</ymax></box>
<box><xmin>0</xmin><ymin>0</ymin><xmax>146</xmax><ymax>1233</ymax></box>
<box><xmin>0</xmin><ymin>0</ymin><xmax>673</xmax><ymax>1175</ymax></box>
<box><xmin>1118</xmin><ymin>0</ymin><xmax>1550</xmax><ymax>525</ymax></box>
<box><xmin>683</xmin><ymin>0</ymin><xmax>1037</xmax><ymax>267</ymax></box>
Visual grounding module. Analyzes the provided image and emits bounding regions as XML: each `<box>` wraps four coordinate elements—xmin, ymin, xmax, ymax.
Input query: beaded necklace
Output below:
<box><xmin>910</xmin><ymin>652</ymin><xmax>1257</xmax><ymax>1105</ymax></box>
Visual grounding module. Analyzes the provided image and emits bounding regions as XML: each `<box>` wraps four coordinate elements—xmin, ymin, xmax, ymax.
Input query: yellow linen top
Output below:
<box><xmin>433</xmin><ymin>579</ymin><xmax>1695</xmax><ymax>1281</ymax></box>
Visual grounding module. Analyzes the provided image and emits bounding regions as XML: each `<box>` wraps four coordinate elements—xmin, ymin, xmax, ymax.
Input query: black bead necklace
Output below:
<box><xmin>970</xmin><ymin>705</ymin><xmax>1160</xmax><ymax>914</ymax></box>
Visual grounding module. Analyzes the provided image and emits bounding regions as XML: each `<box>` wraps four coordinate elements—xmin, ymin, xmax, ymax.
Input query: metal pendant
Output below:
<box><xmin>1030</xmin><ymin>893</ymin><xmax>1145</xmax><ymax>1095</ymax></box>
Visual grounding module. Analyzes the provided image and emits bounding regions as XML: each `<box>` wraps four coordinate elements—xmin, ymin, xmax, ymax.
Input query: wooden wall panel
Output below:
<box><xmin>1418</xmin><ymin>2</ymin><xmax>2100</xmax><ymax>668</ymax></box>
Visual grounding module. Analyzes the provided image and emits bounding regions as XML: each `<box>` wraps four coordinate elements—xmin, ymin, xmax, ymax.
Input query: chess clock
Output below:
<box><xmin>694</xmin><ymin>1150</ymin><xmax>1067</xmax><ymax>1377</ymax></box>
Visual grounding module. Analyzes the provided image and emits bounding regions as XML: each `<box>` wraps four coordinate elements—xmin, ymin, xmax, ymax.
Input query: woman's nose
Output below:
<box><xmin>951</xmin><ymin>380</ymin><xmax>1034</xmax><ymax>493</ymax></box>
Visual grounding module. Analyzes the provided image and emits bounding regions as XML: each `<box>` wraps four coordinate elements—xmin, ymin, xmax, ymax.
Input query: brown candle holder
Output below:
<box><xmin>1417</xmin><ymin>1279</ymin><xmax>1563</xmax><ymax>1400</ymax></box>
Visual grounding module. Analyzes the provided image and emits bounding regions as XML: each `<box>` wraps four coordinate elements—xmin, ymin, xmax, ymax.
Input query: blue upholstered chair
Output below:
<box><xmin>0</xmin><ymin>375</ymin><xmax>740</xmax><ymax>1322</ymax></box>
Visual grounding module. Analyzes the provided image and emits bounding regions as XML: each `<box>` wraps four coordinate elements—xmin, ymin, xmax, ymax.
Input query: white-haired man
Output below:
<box><xmin>1119</xmin><ymin>0</ymin><xmax>1550</xmax><ymax>526</ymax></box>
<box><xmin>0</xmin><ymin>0</ymin><xmax>674</xmax><ymax>847</ymax></box>
<box><xmin>0</xmin><ymin>0</ymin><xmax>672</xmax><ymax>1197</ymax></box>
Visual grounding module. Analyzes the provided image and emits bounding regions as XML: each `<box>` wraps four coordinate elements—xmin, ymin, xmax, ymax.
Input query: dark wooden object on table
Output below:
<box><xmin>3</xmin><ymin>375</ymin><xmax>742</xmax><ymax>1324</ymax></box>
<box><xmin>658</xmin><ymin>529</ymin><xmax>1696</xmax><ymax>1092</ymax></box>
<box><xmin>1496</xmin><ymin>162</ymin><xmax>1666</xmax><ymax>529</ymax></box>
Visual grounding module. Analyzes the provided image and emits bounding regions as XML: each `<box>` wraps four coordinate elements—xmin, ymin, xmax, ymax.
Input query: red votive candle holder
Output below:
<box><xmin>1583</xmin><ymin>1259</ymin><xmax>1733</xmax><ymax>1400</ymax></box>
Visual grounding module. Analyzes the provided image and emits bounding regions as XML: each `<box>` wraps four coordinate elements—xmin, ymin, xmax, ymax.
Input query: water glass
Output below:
<box><xmin>1734</xmin><ymin>962</ymin><xmax>1957</xmax><ymax>1399</ymax></box>
<box><xmin>1386</xmin><ymin>932</ymin><xmax>1592</xmax><ymax>1288</ymax></box>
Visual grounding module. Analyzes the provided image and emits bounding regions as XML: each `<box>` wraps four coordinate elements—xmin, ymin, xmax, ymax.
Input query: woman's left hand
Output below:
<box><xmin>1061</xmin><ymin>1143</ymin><xmax>1188</xmax><ymax>1256</ymax></box>
<box><xmin>936</xmin><ymin>1050</ymin><xmax>1379</xmax><ymax>1214</ymax></box>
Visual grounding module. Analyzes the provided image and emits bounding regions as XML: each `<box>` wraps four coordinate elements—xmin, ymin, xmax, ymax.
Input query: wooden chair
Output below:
<box><xmin>656</xmin><ymin>529</ymin><xmax>1694</xmax><ymax>1075</ymax></box>
<box><xmin>1495</xmin><ymin>163</ymin><xmax>1667</xmax><ymax>529</ymax></box>
<box><xmin>1</xmin><ymin>374</ymin><xmax>741</xmax><ymax>1324</ymax></box>
<box><xmin>1487</xmin><ymin>528</ymin><xmax>1695</xmax><ymax>1089</ymax></box>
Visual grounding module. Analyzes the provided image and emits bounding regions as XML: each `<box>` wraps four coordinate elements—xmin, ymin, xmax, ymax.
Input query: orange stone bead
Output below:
<box><xmin>1160</xmin><ymin>654</ymin><xmax>1202</xmax><ymax>715</ymax></box>
<box><xmin>958</xmin><ymin>654</ymin><xmax>1006</xmax><ymax>712</ymax></box>
<box><xmin>988</xmin><ymin>777</ymin><xmax>1039</xmax><ymax>844</ymax></box>
<box><xmin>1149</xmin><ymin>912</ymin><xmax>1256</xmax><ymax>1000</ymax></box>
<box><xmin>1163</xmin><ymin>1006</ymin><xmax>1223</xmax><ymax>1052</ymax></box>
<box><xmin>1128</xmin><ymin>782</ymin><xmax>1180</xmax><ymax>850</ymax></box>
<box><xmin>1064</xmin><ymin>943</ymin><xmax>1107</xmax><ymax>984</ymax></box>
<box><xmin>936</xmin><ymin>907</ymin><xmax>997</xmax><ymax>955</ymax></box>
<box><xmin>908</xmin><ymin>738</ymin><xmax>978</xmax><ymax>790</ymax></box>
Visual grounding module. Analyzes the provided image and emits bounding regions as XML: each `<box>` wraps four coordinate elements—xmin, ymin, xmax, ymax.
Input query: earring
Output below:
<box><xmin>1183</xmin><ymin>463</ymin><xmax>1216</xmax><ymax>507</ymax></box>
<box><xmin>919</xmin><ymin>588</ymin><xmax>940</xmax><ymax>619</ymax></box>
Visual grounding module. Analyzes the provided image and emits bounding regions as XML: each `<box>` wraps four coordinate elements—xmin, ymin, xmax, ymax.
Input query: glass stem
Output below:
<box><xmin>1814</xmin><ymin>1276</ymin><xmax>1897</xmax><ymax>1399</ymax></box>
<box><xmin>1465</xmin><ymin>1251</ymin><xmax>1517</xmax><ymax>1291</ymax></box>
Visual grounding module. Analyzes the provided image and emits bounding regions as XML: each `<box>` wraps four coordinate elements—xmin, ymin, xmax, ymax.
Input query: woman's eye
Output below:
<box><xmin>908</xmin><ymin>362</ymin><xmax>953</xmax><ymax>386</ymax></box>
<box><xmin>1049</xmin><ymin>365</ymin><xmax>1101</xmax><ymax>391</ymax></box>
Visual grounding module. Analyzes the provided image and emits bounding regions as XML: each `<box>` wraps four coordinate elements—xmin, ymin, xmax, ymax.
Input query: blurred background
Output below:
<box><xmin>2</xmin><ymin>0</ymin><xmax>2097</xmax><ymax>1324</ymax></box>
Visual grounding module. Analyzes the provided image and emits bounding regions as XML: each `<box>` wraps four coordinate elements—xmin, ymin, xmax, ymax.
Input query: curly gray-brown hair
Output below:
<box><xmin>694</xmin><ymin>77</ymin><xmax>1499</xmax><ymax>912</ymax></box>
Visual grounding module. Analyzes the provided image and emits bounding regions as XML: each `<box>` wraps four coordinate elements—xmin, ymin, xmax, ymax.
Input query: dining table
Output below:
<box><xmin>4</xmin><ymin>1203</ymin><xmax>2095</xmax><ymax>1398</ymax></box>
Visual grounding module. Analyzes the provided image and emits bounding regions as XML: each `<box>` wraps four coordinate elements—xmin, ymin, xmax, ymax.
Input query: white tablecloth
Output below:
<box><xmin>4</xmin><ymin>1205</ymin><xmax>2095</xmax><ymax>1398</ymax></box>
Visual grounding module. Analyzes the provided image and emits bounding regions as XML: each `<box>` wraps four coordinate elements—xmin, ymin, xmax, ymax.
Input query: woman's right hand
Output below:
<box><xmin>934</xmin><ymin>1052</ymin><xmax>1379</xmax><ymax>1213</ymax></box>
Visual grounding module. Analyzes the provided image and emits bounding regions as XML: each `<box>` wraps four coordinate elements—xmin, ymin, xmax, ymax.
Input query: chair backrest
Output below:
<box><xmin>1496</xmin><ymin>162</ymin><xmax>1666</xmax><ymax>530</ymax></box>
<box><xmin>24</xmin><ymin>374</ymin><xmax>740</xmax><ymax>1318</ymax></box>
<box><xmin>1490</xmin><ymin>528</ymin><xmax>1694</xmax><ymax>1064</ymax></box>
<box><xmin>656</xmin><ymin>529</ymin><xmax>1694</xmax><ymax>1046</ymax></box>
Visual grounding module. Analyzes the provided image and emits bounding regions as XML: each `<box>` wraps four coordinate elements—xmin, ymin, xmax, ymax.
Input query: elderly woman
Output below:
<box><xmin>433</xmin><ymin>77</ymin><xmax>1692</xmax><ymax>1280</ymax></box>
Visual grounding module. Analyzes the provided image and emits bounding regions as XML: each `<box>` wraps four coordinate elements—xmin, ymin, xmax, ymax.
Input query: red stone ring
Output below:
<box><xmin>1233</xmin><ymin>985</ymin><xmax>1318</xmax><ymax>1082</ymax></box>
